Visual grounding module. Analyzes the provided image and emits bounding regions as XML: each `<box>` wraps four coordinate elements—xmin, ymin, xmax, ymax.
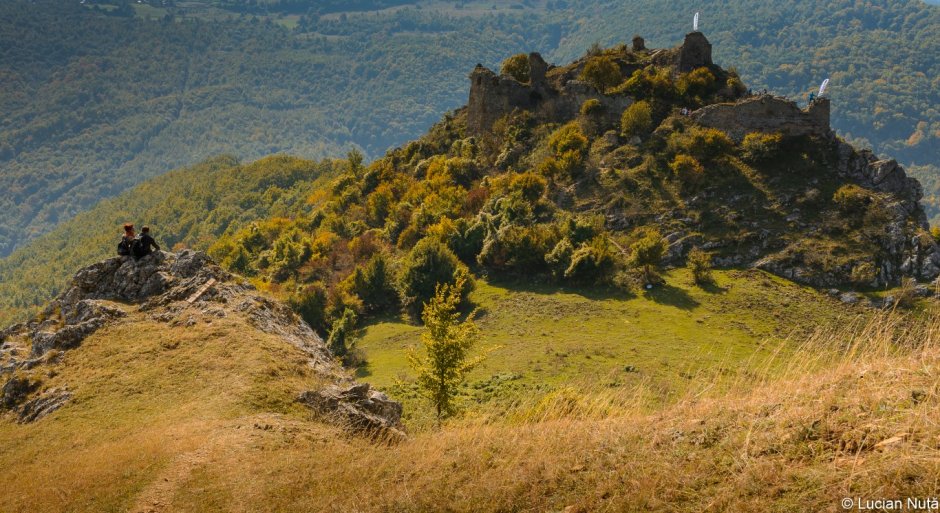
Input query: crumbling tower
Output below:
<box><xmin>678</xmin><ymin>31</ymin><xmax>713</xmax><ymax>72</ymax></box>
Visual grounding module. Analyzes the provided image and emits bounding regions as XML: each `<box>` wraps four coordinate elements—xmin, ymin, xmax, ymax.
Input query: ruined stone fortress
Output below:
<box><xmin>466</xmin><ymin>31</ymin><xmax>831</xmax><ymax>142</ymax></box>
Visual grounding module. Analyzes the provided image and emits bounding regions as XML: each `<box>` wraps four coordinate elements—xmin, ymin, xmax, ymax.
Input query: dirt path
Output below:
<box><xmin>129</xmin><ymin>443</ymin><xmax>214</xmax><ymax>513</ymax></box>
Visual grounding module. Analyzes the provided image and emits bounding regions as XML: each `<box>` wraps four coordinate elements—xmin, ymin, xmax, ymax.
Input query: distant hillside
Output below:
<box><xmin>0</xmin><ymin>155</ymin><xmax>340</xmax><ymax>326</ymax></box>
<box><xmin>1</xmin><ymin>0</ymin><xmax>938</xmax><ymax>256</ymax></box>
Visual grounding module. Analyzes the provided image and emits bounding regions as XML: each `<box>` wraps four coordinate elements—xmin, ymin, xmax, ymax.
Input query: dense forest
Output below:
<box><xmin>0</xmin><ymin>155</ymin><xmax>341</xmax><ymax>326</ymax></box>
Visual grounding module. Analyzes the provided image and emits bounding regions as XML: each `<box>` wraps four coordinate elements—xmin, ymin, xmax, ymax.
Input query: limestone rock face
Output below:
<box><xmin>298</xmin><ymin>383</ymin><xmax>405</xmax><ymax>439</ymax></box>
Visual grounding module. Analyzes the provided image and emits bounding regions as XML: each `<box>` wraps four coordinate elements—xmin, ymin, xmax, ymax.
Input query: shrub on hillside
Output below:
<box><xmin>348</xmin><ymin>253</ymin><xmax>399</xmax><ymax>314</ymax></box>
<box><xmin>400</xmin><ymin>238</ymin><xmax>472</xmax><ymax>317</ymax></box>
<box><xmin>580</xmin><ymin>99</ymin><xmax>604</xmax><ymax>116</ymax></box>
<box><xmin>478</xmin><ymin>223</ymin><xmax>556</xmax><ymax>274</ymax></box>
<box><xmin>327</xmin><ymin>308</ymin><xmax>358</xmax><ymax>358</ymax></box>
<box><xmin>677</xmin><ymin>67</ymin><xmax>716</xmax><ymax>98</ymax></box>
<box><xmin>833</xmin><ymin>184</ymin><xmax>872</xmax><ymax>215</ymax></box>
<box><xmin>741</xmin><ymin>132</ymin><xmax>783</xmax><ymax>163</ymax></box>
<box><xmin>564</xmin><ymin>236</ymin><xmax>617</xmax><ymax>283</ymax></box>
<box><xmin>366</xmin><ymin>185</ymin><xmax>395</xmax><ymax>228</ymax></box>
<box><xmin>542</xmin><ymin>123</ymin><xmax>590</xmax><ymax>179</ymax></box>
<box><xmin>620</xmin><ymin>101</ymin><xmax>653</xmax><ymax>139</ymax></box>
<box><xmin>427</xmin><ymin>157</ymin><xmax>478</xmax><ymax>188</ymax></box>
<box><xmin>549</xmin><ymin>122</ymin><xmax>589</xmax><ymax>157</ymax></box>
<box><xmin>630</xmin><ymin>229</ymin><xmax>665</xmax><ymax>284</ymax></box>
<box><xmin>613</xmin><ymin>66</ymin><xmax>676</xmax><ymax>99</ymax></box>
<box><xmin>545</xmin><ymin>238</ymin><xmax>575</xmax><ymax>279</ymax></box>
<box><xmin>687</xmin><ymin>247</ymin><xmax>714</xmax><ymax>285</ymax></box>
<box><xmin>501</xmin><ymin>53</ymin><xmax>530</xmax><ymax>83</ymax></box>
<box><xmin>670</xmin><ymin>154</ymin><xmax>705</xmax><ymax>186</ymax></box>
<box><xmin>289</xmin><ymin>283</ymin><xmax>329</xmax><ymax>335</ymax></box>
<box><xmin>667</xmin><ymin>126</ymin><xmax>734</xmax><ymax>161</ymax></box>
<box><xmin>726</xmin><ymin>75</ymin><xmax>747</xmax><ymax>96</ymax></box>
<box><xmin>580</xmin><ymin>56</ymin><xmax>622</xmax><ymax>92</ymax></box>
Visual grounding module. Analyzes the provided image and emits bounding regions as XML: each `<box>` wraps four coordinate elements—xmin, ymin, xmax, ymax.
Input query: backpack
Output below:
<box><xmin>131</xmin><ymin>236</ymin><xmax>146</xmax><ymax>258</ymax></box>
<box><xmin>117</xmin><ymin>236</ymin><xmax>132</xmax><ymax>256</ymax></box>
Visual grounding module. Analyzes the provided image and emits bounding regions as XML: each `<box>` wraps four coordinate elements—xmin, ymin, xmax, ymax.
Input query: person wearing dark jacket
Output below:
<box><xmin>134</xmin><ymin>226</ymin><xmax>161</xmax><ymax>260</ymax></box>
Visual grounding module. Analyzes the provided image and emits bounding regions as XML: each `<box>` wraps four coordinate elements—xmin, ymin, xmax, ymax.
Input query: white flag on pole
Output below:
<box><xmin>818</xmin><ymin>78</ymin><xmax>830</xmax><ymax>97</ymax></box>
<box><xmin>693</xmin><ymin>12</ymin><xmax>700</xmax><ymax>31</ymax></box>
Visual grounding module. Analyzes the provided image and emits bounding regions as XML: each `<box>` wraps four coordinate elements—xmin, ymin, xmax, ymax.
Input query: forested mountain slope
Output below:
<box><xmin>0</xmin><ymin>0</ymin><xmax>559</xmax><ymax>256</ymax></box>
<box><xmin>1</xmin><ymin>0</ymin><xmax>939</xmax><ymax>256</ymax></box>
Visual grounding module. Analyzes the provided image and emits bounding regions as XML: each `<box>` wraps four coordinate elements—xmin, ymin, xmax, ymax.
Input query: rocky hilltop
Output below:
<box><xmin>0</xmin><ymin>251</ymin><xmax>403</xmax><ymax>436</ymax></box>
<box><xmin>456</xmin><ymin>31</ymin><xmax>939</xmax><ymax>288</ymax></box>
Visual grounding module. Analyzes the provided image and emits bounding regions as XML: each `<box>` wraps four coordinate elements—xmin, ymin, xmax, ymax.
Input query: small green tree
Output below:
<box><xmin>501</xmin><ymin>53</ymin><xmax>530</xmax><ymax>83</ymax></box>
<box><xmin>687</xmin><ymin>247</ymin><xmax>713</xmax><ymax>285</ymax></box>
<box><xmin>408</xmin><ymin>277</ymin><xmax>484</xmax><ymax>421</ymax></box>
<box><xmin>630</xmin><ymin>229</ymin><xmax>665</xmax><ymax>284</ymax></box>
<box><xmin>350</xmin><ymin>253</ymin><xmax>399</xmax><ymax>314</ymax></box>
<box><xmin>620</xmin><ymin>100</ymin><xmax>653</xmax><ymax>138</ymax></box>
<box><xmin>327</xmin><ymin>308</ymin><xmax>358</xmax><ymax>358</ymax></box>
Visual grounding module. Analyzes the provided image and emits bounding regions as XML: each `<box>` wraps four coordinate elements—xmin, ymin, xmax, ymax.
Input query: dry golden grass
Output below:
<box><xmin>4</xmin><ymin>309</ymin><xmax>940</xmax><ymax>512</ymax></box>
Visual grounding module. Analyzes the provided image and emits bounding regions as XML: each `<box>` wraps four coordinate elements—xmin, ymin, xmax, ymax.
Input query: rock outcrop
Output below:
<box><xmin>752</xmin><ymin>139</ymin><xmax>940</xmax><ymax>288</ymax></box>
<box><xmin>0</xmin><ymin>251</ymin><xmax>403</xmax><ymax>432</ymax></box>
<box><xmin>298</xmin><ymin>383</ymin><xmax>405</xmax><ymax>439</ymax></box>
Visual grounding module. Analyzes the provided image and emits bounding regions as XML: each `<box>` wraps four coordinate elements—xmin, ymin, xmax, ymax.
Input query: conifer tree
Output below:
<box><xmin>408</xmin><ymin>277</ymin><xmax>483</xmax><ymax>421</ymax></box>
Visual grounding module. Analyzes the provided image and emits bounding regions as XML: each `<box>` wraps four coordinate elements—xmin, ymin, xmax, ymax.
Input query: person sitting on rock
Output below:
<box><xmin>117</xmin><ymin>224</ymin><xmax>135</xmax><ymax>257</ymax></box>
<box><xmin>132</xmin><ymin>226</ymin><xmax>160</xmax><ymax>260</ymax></box>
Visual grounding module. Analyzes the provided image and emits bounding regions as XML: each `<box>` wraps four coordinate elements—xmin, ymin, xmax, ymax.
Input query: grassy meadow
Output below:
<box><xmin>355</xmin><ymin>269</ymin><xmax>868</xmax><ymax>425</ymax></box>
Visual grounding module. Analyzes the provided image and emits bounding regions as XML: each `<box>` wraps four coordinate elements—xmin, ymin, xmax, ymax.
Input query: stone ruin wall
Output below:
<box><xmin>466</xmin><ymin>53</ymin><xmax>633</xmax><ymax>136</ymax></box>
<box><xmin>691</xmin><ymin>96</ymin><xmax>831</xmax><ymax>141</ymax></box>
<box><xmin>467</xmin><ymin>32</ymin><xmax>829</xmax><ymax>143</ymax></box>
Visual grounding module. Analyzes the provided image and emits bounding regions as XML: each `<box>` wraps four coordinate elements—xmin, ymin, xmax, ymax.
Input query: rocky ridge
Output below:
<box><xmin>0</xmin><ymin>251</ymin><xmax>403</xmax><ymax>435</ymax></box>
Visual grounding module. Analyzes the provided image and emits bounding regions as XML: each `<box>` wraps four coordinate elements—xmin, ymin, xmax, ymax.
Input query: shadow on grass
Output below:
<box><xmin>484</xmin><ymin>275</ymin><xmax>636</xmax><ymax>302</ymax></box>
<box><xmin>643</xmin><ymin>283</ymin><xmax>700</xmax><ymax>310</ymax></box>
<box><xmin>696</xmin><ymin>281</ymin><xmax>728</xmax><ymax>294</ymax></box>
<box><xmin>353</xmin><ymin>363</ymin><xmax>373</xmax><ymax>379</ymax></box>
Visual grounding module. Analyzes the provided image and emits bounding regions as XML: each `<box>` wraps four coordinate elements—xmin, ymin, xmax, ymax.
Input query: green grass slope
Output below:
<box><xmin>0</xmin><ymin>155</ymin><xmax>340</xmax><ymax>326</ymax></box>
<box><xmin>356</xmin><ymin>269</ymin><xmax>860</xmax><ymax>424</ymax></box>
